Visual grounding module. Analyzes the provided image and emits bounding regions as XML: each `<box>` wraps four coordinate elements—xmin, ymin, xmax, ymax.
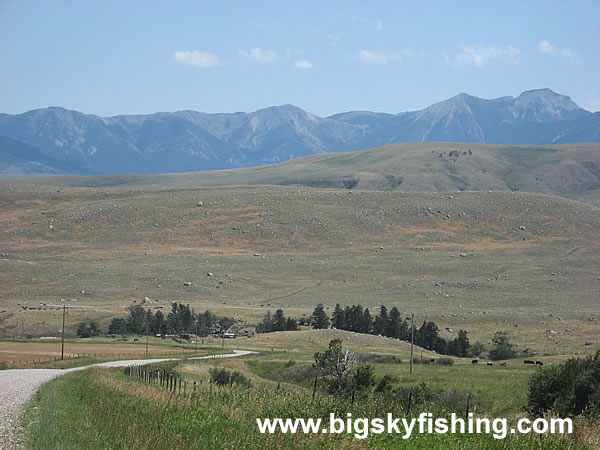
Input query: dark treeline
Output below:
<box><xmin>108</xmin><ymin>303</ymin><xmax>234</xmax><ymax>337</ymax></box>
<box><xmin>324</xmin><ymin>303</ymin><xmax>471</xmax><ymax>358</ymax></box>
<box><xmin>256</xmin><ymin>309</ymin><xmax>298</xmax><ymax>333</ymax></box>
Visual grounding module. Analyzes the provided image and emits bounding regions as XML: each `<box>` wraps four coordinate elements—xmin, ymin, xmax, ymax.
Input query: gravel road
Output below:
<box><xmin>0</xmin><ymin>350</ymin><xmax>256</xmax><ymax>449</ymax></box>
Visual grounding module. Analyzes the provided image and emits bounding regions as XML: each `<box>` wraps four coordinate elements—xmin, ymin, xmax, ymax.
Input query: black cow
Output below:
<box><xmin>524</xmin><ymin>360</ymin><xmax>535</xmax><ymax>365</ymax></box>
<box><xmin>535</xmin><ymin>361</ymin><xmax>543</xmax><ymax>366</ymax></box>
<box><xmin>487</xmin><ymin>362</ymin><xmax>493</xmax><ymax>366</ymax></box>
<box><xmin>471</xmin><ymin>359</ymin><xmax>478</xmax><ymax>364</ymax></box>
<box><xmin>500</xmin><ymin>362</ymin><xmax>507</xmax><ymax>366</ymax></box>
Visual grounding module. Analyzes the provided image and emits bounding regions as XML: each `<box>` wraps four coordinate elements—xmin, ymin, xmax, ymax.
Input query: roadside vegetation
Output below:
<box><xmin>21</xmin><ymin>339</ymin><xmax>600</xmax><ymax>448</ymax></box>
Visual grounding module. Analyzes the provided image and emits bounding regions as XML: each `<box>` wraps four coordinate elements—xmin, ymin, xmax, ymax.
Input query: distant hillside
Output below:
<box><xmin>0</xmin><ymin>89</ymin><xmax>598</xmax><ymax>177</ymax></box>
<box><xmin>4</xmin><ymin>142</ymin><xmax>599</xmax><ymax>206</ymax></box>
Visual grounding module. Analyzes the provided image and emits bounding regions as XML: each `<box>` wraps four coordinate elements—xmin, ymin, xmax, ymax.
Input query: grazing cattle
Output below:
<box><xmin>487</xmin><ymin>362</ymin><xmax>493</xmax><ymax>366</ymax></box>
<box><xmin>500</xmin><ymin>362</ymin><xmax>507</xmax><ymax>366</ymax></box>
<box><xmin>535</xmin><ymin>361</ymin><xmax>543</xmax><ymax>366</ymax></box>
<box><xmin>524</xmin><ymin>360</ymin><xmax>535</xmax><ymax>365</ymax></box>
<box><xmin>471</xmin><ymin>359</ymin><xmax>478</xmax><ymax>364</ymax></box>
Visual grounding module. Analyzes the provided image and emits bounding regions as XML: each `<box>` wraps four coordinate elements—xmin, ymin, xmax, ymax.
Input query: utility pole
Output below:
<box><xmin>195</xmin><ymin>323</ymin><xmax>198</xmax><ymax>353</ymax></box>
<box><xmin>410</xmin><ymin>313</ymin><xmax>414</xmax><ymax>375</ymax></box>
<box><xmin>145</xmin><ymin>321</ymin><xmax>149</xmax><ymax>357</ymax></box>
<box><xmin>61</xmin><ymin>304</ymin><xmax>66</xmax><ymax>360</ymax></box>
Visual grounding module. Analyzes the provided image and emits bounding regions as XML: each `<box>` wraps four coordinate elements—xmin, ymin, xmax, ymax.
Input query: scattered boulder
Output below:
<box><xmin>207</xmin><ymin>272</ymin><xmax>213</xmax><ymax>277</ymax></box>
<box><xmin>196</xmin><ymin>201</ymin><xmax>203</xmax><ymax>207</ymax></box>
<box><xmin>459</xmin><ymin>253</ymin><xmax>467</xmax><ymax>257</ymax></box>
<box><xmin>183</xmin><ymin>281</ymin><xmax>192</xmax><ymax>286</ymax></box>
<box><xmin>519</xmin><ymin>225</ymin><xmax>526</xmax><ymax>230</ymax></box>
<box><xmin>585</xmin><ymin>340</ymin><xmax>594</xmax><ymax>346</ymax></box>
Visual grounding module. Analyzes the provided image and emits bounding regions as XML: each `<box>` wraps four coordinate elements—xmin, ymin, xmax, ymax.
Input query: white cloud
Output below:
<box><xmin>173</xmin><ymin>50</ymin><xmax>221</xmax><ymax>67</ymax></box>
<box><xmin>375</xmin><ymin>20</ymin><xmax>383</xmax><ymax>32</ymax></box>
<box><xmin>355</xmin><ymin>49</ymin><xmax>413</xmax><ymax>64</ymax></box>
<box><xmin>294</xmin><ymin>59</ymin><xmax>313</xmax><ymax>69</ymax></box>
<box><xmin>537</xmin><ymin>40</ymin><xmax>555</xmax><ymax>54</ymax></box>
<box><xmin>454</xmin><ymin>44</ymin><xmax>521</xmax><ymax>67</ymax></box>
<box><xmin>239</xmin><ymin>47</ymin><xmax>279</xmax><ymax>64</ymax></box>
<box><xmin>537</xmin><ymin>40</ymin><xmax>581</xmax><ymax>63</ymax></box>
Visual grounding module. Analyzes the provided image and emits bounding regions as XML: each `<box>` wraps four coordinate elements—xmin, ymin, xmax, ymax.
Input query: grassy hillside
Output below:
<box><xmin>1</xmin><ymin>183</ymin><xmax>598</xmax><ymax>357</ymax></box>
<box><xmin>3</xmin><ymin>143</ymin><xmax>599</xmax><ymax>205</ymax></box>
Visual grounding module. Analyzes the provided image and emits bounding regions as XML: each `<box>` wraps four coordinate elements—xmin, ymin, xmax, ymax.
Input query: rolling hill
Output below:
<box><xmin>4</xmin><ymin>142</ymin><xmax>599</xmax><ymax>206</ymax></box>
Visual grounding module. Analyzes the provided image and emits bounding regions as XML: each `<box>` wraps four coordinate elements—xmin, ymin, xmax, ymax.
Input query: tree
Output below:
<box><xmin>154</xmin><ymin>310</ymin><xmax>166</xmax><ymax>335</ymax></box>
<box><xmin>332</xmin><ymin>303</ymin><xmax>345</xmax><ymax>329</ymax></box>
<box><xmin>108</xmin><ymin>318</ymin><xmax>128</xmax><ymax>335</ymax></box>
<box><xmin>468</xmin><ymin>341</ymin><xmax>486</xmax><ymax>358</ymax></box>
<box><xmin>286</xmin><ymin>317</ymin><xmax>298</xmax><ymax>331</ymax></box>
<box><xmin>417</xmin><ymin>321</ymin><xmax>440</xmax><ymax>350</ymax></box>
<box><xmin>88</xmin><ymin>320</ymin><xmax>101</xmax><ymax>337</ymax></box>
<box><xmin>384</xmin><ymin>307</ymin><xmax>402</xmax><ymax>338</ymax></box>
<box><xmin>361</xmin><ymin>308</ymin><xmax>372</xmax><ymax>334</ymax></box>
<box><xmin>77</xmin><ymin>321</ymin><xmax>101</xmax><ymax>338</ymax></box>
<box><xmin>314</xmin><ymin>339</ymin><xmax>355</xmax><ymax>394</ymax></box>
<box><xmin>489</xmin><ymin>331</ymin><xmax>516</xmax><ymax>361</ymax></box>
<box><xmin>456</xmin><ymin>330</ymin><xmax>470</xmax><ymax>357</ymax></box>
<box><xmin>372</xmin><ymin>305</ymin><xmax>388</xmax><ymax>335</ymax></box>
<box><xmin>272</xmin><ymin>309</ymin><xmax>287</xmax><ymax>332</ymax></box>
<box><xmin>311</xmin><ymin>304</ymin><xmax>330</xmax><ymax>329</ymax></box>
<box><xmin>126</xmin><ymin>305</ymin><xmax>146</xmax><ymax>335</ymax></box>
<box><xmin>77</xmin><ymin>322</ymin><xmax>91</xmax><ymax>338</ymax></box>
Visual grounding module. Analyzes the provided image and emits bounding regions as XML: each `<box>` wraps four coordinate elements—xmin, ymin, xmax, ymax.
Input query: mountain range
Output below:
<box><xmin>0</xmin><ymin>88</ymin><xmax>598</xmax><ymax>177</ymax></box>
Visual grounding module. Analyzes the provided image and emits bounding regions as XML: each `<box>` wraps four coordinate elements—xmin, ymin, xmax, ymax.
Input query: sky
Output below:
<box><xmin>1</xmin><ymin>1</ymin><xmax>599</xmax><ymax>117</ymax></box>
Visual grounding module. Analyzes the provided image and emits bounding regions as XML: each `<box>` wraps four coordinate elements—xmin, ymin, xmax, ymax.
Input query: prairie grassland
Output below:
<box><xmin>1</xmin><ymin>184</ymin><xmax>598</xmax><ymax>358</ymax></box>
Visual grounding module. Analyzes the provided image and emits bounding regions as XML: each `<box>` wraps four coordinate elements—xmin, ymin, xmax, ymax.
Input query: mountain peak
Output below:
<box><xmin>512</xmin><ymin>88</ymin><xmax>587</xmax><ymax>122</ymax></box>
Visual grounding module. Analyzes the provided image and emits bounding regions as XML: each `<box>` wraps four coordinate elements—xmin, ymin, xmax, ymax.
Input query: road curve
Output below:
<box><xmin>0</xmin><ymin>350</ymin><xmax>256</xmax><ymax>449</ymax></box>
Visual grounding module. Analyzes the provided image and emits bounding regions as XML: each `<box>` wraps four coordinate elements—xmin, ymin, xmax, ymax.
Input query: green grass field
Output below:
<box><xmin>22</xmin><ymin>346</ymin><xmax>592</xmax><ymax>449</ymax></box>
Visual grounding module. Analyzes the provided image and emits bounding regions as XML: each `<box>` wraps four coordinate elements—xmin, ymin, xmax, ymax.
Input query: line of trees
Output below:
<box><xmin>107</xmin><ymin>303</ymin><xmax>234</xmax><ymax>337</ymax></box>
<box><xmin>256</xmin><ymin>309</ymin><xmax>298</xmax><ymax>333</ymax></box>
<box><xmin>311</xmin><ymin>303</ymin><xmax>476</xmax><ymax>358</ymax></box>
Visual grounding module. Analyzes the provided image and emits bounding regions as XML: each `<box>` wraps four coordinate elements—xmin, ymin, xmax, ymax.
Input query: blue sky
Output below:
<box><xmin>1</xmin><ymin>1</ymin><xmax>599</xmax><ymax>116</ymax></box>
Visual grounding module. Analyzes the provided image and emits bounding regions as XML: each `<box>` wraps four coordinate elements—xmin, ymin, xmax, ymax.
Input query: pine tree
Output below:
<box><xmin>273</xmin><ymin>309</ymin><xmax>287</xmax><ymax>331</ymax></box>
<box><xmin>332</xmin><ymin>303</ymin><xmax>345</xmax><ymax>329</ymax></box>
<box><xmin>311</xmin><ymin>304</ymin><xmax>330</xmax><ymax>329</ymax></box>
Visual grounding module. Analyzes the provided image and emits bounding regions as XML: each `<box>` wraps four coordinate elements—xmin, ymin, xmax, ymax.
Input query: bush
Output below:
<box><xmin>374</xmin><ymin>374</ymin><xmax>394</xmax><ymax>394</ymax></box>
<box><xmin>353</xmin><ymin>364</ymin><xmax>375</xmax><ymax>392</ymax></box>
<box><xmin>209</xmin><ymin>368</ymin><xmax>250</xmax><ymax>386</ymax></box>
<box><xmin>435</xmin><ymin>357</ymin><xmax>454</xmax><ymax>366</ymax></box>
<box><xmin>527</xmin><ymin>352</ymin><xmax>600</xmax><ymax>417</ymax></box>
<box><xmin>354</xmin><ymin>353</ymin><xmax>402</xmax><ymax>364</ymax></box>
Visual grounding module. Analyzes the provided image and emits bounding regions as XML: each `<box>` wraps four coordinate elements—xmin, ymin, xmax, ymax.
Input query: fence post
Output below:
<box><xmin>312</xmin><ymin>374</ymin><xmax>318</xmax><ymax>401</ymax></box>
<box><xmin>406</xmin><ymin>386</ymin><xmax>413</xmax><ymax>416</ymax></box>
<box><xmin>465</xmin><ymin>394</ymin><xmax>471</xmax><ymax>419</ymax></box>
<box><xmin>193</xmin><ymin>381</ymin><xmax>197</xmax><ymax>393</ymax></box>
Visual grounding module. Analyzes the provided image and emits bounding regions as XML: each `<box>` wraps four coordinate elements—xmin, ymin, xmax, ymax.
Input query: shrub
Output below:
<box><xmin>435</xmin><ymin>357</ymin><xmax>454</xmax><ymax>366</ymax></box>
<box><xmin>527</xmin><ymin>352</ymin><xmax>600</xmax><ymax>417</ymax></box>
<box><xmin>209</xmin><ymin>368</ymin><xmax>249</xmax><ymax>386</ymax></box>
<box><xmin>353</xmin><ymin>364</ymin><xmax>375</xmax><ymax>392</ymax></box>
<box><xmin>354</xmin><ymin>353</ymin><xmax>402</xmax><ymax>364</ymax></box>
<box><xmin>374</xmin><ymin>374</ymin><xmax>394</xmax><ymax>394</ymax></box>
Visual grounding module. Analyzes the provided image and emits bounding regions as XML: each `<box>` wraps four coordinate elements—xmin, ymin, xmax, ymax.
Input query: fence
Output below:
<box><xmin>2</xmin><ymin>347</ymin><xmax>206</xmax><ymax>368</ymax></box>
